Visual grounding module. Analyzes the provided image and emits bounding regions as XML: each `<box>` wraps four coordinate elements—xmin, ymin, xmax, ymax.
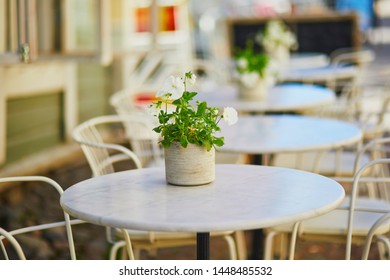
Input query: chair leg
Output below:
<box><xmin>375</xmin><ymin>236</ymin><xmax>390</xmax><ymax>260</ymax></box>
<box><xmin>223</xmin><ymin>235</ymin><xmax>238</xmax><ymax>260</ymax></box>
<box><xmin>264</xmin><ymin>231</ymin><xmax>278</xmax><ymax>260</ymax></box>
<box><xmin>233</xmin><ymin>231</ymin><xmax>247</xmax><ymax>260</ymax></box>
<box><xmin>121</xmin><ymin>229</ymin><xmax>135</xmax><ymax>260</ymax></box>
<box><xmin>109</xmin><ymin>241</ymin><xmax>126</xmax><ymax>260</ymax></box>
<box><xmin>279</xmin><ymin>233</ymin><xmax>288</xmax><ymax>260</ymax></box>
<box><xmin>288</xmin><ymin>222</ymin><xmax>301</xmax><ymax>260</ymax></box>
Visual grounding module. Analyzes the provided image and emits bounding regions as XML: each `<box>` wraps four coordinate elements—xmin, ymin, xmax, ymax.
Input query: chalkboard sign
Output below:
<box><xmin>227</xmin><ymin>12</ymin><xmax>360</xmax><ymax>56</ymax></box>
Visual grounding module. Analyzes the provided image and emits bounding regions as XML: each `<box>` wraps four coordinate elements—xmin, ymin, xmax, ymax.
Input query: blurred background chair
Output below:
<box><xmin>0</xmin><ymin>176</ymin><xmax>84</xmax><ymax>260</ymax></box>
<box><xmin>264</xmin><ymin>137</ymin><xmax>390</xmax><ymax>260</ymax></box>
<box><xmin>277</xmin><ymin>89</ymin><xmax>390</xmax><ymax>177</ymax></box>
<box><xmin>72</xmin><ymin>115</ymin><xmax>244</xmax><ymax>260</ymax></box>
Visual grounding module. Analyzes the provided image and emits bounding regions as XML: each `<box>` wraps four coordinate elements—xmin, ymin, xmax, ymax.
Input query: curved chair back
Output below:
<box><xmin>72</xmin><ymin>115</ymin><xmax>143</xmax><ymax>176</ymax></box>
<box><xmin>0</xmin><ymin>227</ymin><xmax>26</xmax><ymax>260</ymax></box>
<box><xmin>0</xmin><ymin>176</ymin><xmax>82</xmax><ymax>260</ymax></box>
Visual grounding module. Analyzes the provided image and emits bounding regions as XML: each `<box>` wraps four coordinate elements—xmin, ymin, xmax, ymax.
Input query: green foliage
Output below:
<box><xmin>152</xmin><ymin>74</ymin><xmax>225</xmax><ymax>151</ymax></box>
<box><xmin>234</xmin><ymin>41</ymin><xmax>269</xmax><ymax>78</ymax></box>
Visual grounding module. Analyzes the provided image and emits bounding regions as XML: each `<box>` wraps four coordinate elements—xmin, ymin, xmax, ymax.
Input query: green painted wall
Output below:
<box><xmin>4</xmin><ymin>62</ymin><xmax>112</xmax><ymax>165</ymax></box>
<box><xmin>6</xmin><ymin>92</ymin><xmax>64</xmax><ymax>163</ymax></box>
<box><xmin>77</xmin><ymin>62</ymin><xmax>112</xmax><ymax>122</ymax></box>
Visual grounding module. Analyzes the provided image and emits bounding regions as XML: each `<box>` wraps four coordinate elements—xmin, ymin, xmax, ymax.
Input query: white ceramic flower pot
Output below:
<box><xmin>164</xmin><ymin>142</ymin><xmax>215</xmax><ymax>186</ymax></box>
<box><xmin>239</xmin><ymin>81</ymin><xmax>268</xmax><ymax>101</ymax></box>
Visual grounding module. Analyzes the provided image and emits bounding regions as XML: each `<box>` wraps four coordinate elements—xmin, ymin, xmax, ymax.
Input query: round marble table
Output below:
<box><xmin>288</xmin><ymin>53</ymin><xmax>329</xmax><ymax>70</ymax></box>
<box><xmin>61</xmin><ymin>164</ymin><xmax>345</xmax><ymax>260</ymax></box>
<box><xmin>219</xmin><ymin>114</ymin><xmax>362</xmax><ymax>155</ymax></box>
<box><xmin>282</xmin><ymin>65</ymin><xmax>358</xmax><ymax>88</ymax></box>
<box><xmin>198</xmin><ymin>83</ymin><xmax>336</xmax><ymax>114</ymax></box>
<box><xmin>218</xmin><ymin>114</ymin><xmax>362</xmax><ymax>259</ymax></box>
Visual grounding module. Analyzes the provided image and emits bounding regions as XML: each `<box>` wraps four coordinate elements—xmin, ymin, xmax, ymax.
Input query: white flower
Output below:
<box><xmin>156</xmin><ymin>76</ymin><xmax>184</xmax><ymax>100</ymax></box>
<box><xmin>236</xmin><ymin>58</ymin><xmax>248</xmax><ymax>71</ymax></box>
<box><xmin>261</xmin><ymin>20</ymin><xmax>297</xmax><ymax>51</ymax></box>
<box><xmin>187</xmin><ymin>72</ymin><xmax>197</xmax><ymax>85</ymax></box>
<box><xmin>240</xmin><ymin>72</ymin><xmax>260</xmax><ymax>88</ymax></box>
<box><xmin>223</xmin><ymin>107</ymin><xmax>238</xmax><ymax>126</ymax></box>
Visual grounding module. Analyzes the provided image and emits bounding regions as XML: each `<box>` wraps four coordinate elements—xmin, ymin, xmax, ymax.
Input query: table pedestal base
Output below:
<box><xmin>197</xmin><ymin>232</ymin><xmax>210</xmax><ymax>260</ymax></box>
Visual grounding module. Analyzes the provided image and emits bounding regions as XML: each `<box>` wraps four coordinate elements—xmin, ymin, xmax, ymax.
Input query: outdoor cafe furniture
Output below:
<box><xmin>198</xmin><ymin>83</ymin><xmax>336</xmax><ymax>114</ymax></box>
<box><xmin>218</xmin><ymin>114</ymin><xmax>363</xmax><ymax>259</ymax></box>
<box><xmin>60</xmin><ymin>164</ymin><xmax>345</xmax><ymax>260</ymax></box>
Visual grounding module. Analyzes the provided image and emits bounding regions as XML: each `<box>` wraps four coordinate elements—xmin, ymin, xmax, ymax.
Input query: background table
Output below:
<box><xmin>282</xmin><ymin>65</ymin><xmax>358</xmax><ymax>90</ymax></box>
<box><xmin>219</xmin><ymin>114</ymin><xmax>362</xmax><ymax>155</ymax></box>
<box><xmin>61</xmin><ymin>164</ymin><xmax>345</xmax><ymax>260</ymax></box>
<box><xmin>218</xmin><ymin>114</ymin><xmax>362</xmax><ymax>258</ymax></box>
<box><xmin>198</xmin><ymin>83</ymin><xmax>336</xmax><ymax>114</ymax></box>
<box><xmin>288</xmin><ymin>53</ymin><xmax>329</xmax><ymax>70</ymax></box>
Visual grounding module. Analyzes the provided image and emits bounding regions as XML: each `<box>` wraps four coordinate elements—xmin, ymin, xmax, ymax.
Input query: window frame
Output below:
<box><xmin>0</xmin><ymin>0</ymin><xmax>112</xmax><ymax>65</ymax></box>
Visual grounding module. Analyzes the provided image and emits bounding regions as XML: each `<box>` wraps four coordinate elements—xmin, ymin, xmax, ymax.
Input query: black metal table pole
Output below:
<box><xmin>250</xmin><ymin>154</ymin><xmax>264</xmax><ymax>260</ymax></box>
<box><xmin>197</xmin><ymin>232</ymin><xmax>210</xmax><ymax>260</ymax></box>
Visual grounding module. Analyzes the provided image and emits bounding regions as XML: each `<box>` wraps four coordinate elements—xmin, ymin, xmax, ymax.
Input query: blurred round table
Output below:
<box><xmin>198</xmin><ymin>83</ymin><xmax>336</xmax><ymax>114</ymax></box>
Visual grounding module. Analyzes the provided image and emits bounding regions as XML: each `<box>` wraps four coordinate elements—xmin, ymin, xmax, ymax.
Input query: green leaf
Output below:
<box><xmin>213</xmin><ymin>137</ymin><xmax>224</xmax><ymax>147</ymax></box>
<box><xmin>172</xmin><ymin>99</ymin><xmax>181</xmax><ymax>105</ymax></box>
<box><xmin>204</xmin><ymin>141</ymin><xmax>212</xmax><ymax>151</ymax></box>
<box><xmin>183</xmin><ymin>91</ymin><xmax>197</xmax><ymax>101</ymax></box>
<box><xmin>197</xmin><ymin>101</ymin><xmax>207</xmax><ymax>116</ymax></box>
<box><xmin>180</xmin><ymin>137</ymin><xmax>188</xmax><ymax>148</ymax></box>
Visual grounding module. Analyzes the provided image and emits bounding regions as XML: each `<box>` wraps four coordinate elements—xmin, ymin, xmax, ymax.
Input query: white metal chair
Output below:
<box><xmin>0</xmin><ymin>227</ymin><xmax>26</xmax><ymax>260</ymax></box>
<box><xmin>276</xmin><ymin>91</ymin><xmax>390</xmax><ymax>177</ymax></box>
<box><xmin>264</xmin><ymin>137</ymin><xmax>390</xmax><ymax>260</ymax></box>
<box><xmin>0</xmin><ymin>176</ymin><xmax>84</xmax><ymax>260</ymax></box>
<box><xmin>72</xmin><ymin>115</ymin><xmax>243</xmax><ymax>260</ymax></box>
<box><xmin>300</xmin><ymin>48</ymin><xmax>377</xmax><ymax>121</ymax></box>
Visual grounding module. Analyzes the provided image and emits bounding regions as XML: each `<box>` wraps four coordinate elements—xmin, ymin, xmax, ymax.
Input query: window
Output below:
<box><xmin>0</xmin><ymin>0</ymin><xmax>111</xmax><ymax>65</ymax></box>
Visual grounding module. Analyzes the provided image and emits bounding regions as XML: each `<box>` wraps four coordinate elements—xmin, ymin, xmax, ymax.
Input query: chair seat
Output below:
<box><xmin>272</xmin><ymin>150</ymin><xmax>371</xmax><ymax>176</ymax></box>
<box><xmin>216</xmin><ymin>152</ymin><xmax>248</xmax><ymax>164</ymax></box>
<box><xmin>269</xmin><ymin>197</ymin><xmax>390</xmax><ymax>236</ymax></box>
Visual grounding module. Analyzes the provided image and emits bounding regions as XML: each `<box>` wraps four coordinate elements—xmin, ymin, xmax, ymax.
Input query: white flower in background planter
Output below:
<box><xmin>234</xmin><ymin>40</ymin><xmax>281</xmax><ymax>100</ymax></box>
<box><xmin>258</xmin><ymin>20</ymin><xmax>298</xmax><ymax>53</ymax></box>
<box><xmin>240</xmin><ymin>72</ymin><xmax>261</xmax><ymax>88</ymax></box>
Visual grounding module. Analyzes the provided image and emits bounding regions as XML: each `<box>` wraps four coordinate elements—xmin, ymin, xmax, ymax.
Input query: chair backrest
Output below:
<box><xmin>0</xmin><ymin>227</ymin><xmax>26</xmax><ymax>260</ymax></box>
<box><xmin>330</xmin><ymin>48</ymin><xmax>376</xmax><ymax>68</ymax></box>
<box><xmin>346</xmin><ymin>157</ymin><xmax>390</xmax><ymax>260</ymax></box>
<box><xmin>122</xmin><ymin>115</ymin><xmax>163</xmax><ymax>168</ymax></box>
<box><xmin>0</xmin><ymin>176</ymin><xmax>79</xmax><ymax>260</ymax></box>
<box><xmin>351</xmin><ymin>137</ymin><xmax>390</xmax><ymax>200</ymax></box>
<box><xmin>110</xmin><ymin>88</ymin><xmax>155</xmax><ymax>119</ymax></box>
<box><xmin>72</xmin><ymin>115</ymin><xmax>143</xmax><ymax>176</ymax></box>
<box><xmin>72</xmin><ymin>115</ymin><xmax>157</xmax><ymax>245</ymax></box>
<box><xmin>110</xmin><ymin>91</ymin><xmax>164</xmax><ymax>167</ymax></box>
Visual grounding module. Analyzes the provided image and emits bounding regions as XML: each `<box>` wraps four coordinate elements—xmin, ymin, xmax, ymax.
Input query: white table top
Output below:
<box><xmin>289</xmin><ymin>53</ymin><xmax>329</xmax><ymax>70</ymax></box>
<box><xmin>60</xmin><ymin>164</ymin><xmax>345</xmax><ymax>233</ymax></box>
<box><xmin>198</xmin><ymin>83</ymin><xmax>336</xmax><ymax>113</ymax></box>
<box><xmin>283</xmin><ymin>65</ymin><xmax>358</xmax><ymax>83</ymax></box>
<box><xmin>219</xmin><ymin>114</ymin><xmax>362</xmax><ymax>154</ymax></box>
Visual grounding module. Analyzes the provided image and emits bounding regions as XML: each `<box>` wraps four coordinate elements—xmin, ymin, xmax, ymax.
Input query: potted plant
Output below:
<box><xmin>234</xmin><ymin>41</ymin><xmax>279</xmax><ymax>100</ymax></box>
<box><xmin>150</xmin><ymin>71</ymin><xmax>238</xmax><ymax>186</ymax></box>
